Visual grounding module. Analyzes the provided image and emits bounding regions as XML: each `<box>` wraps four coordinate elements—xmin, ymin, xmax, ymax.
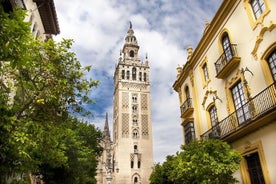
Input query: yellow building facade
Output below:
<box><xmin>173</xmin><ymin>0</ymin><xmax>276</xmax><ymax>183</ymax></box>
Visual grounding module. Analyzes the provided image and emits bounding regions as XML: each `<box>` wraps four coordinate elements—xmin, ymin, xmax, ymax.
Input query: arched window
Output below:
<box><xmin>267</xmin><ymin>49</ymin><xmax>276</xmax><ymax>82</ymax></box>
<box><xmin>130</xmin><ymin>50</ymin><xmax>134</xmax><ymax>57</ymax></box>
<box><xmin>185</xmin><ymin>86</ymin><xmax>190</xmax><ymax>99</ymax></box>
<box><xmin>132</xmin><ymin>67</ymin><xmax>136</xmax><ymax>80</ymax></box>
<box><xmin>133</xmin><ymin>129</ymin><xmax>139</xmax><ymax>139</ymax></box>
<box><xmin>185</xmin><ymin>86</ymin><xmax>191</xmax><ymax>107</ymax></box>
<box><xmin>222</xmin><ymin>33</ymin><xmax>233</xmax><ymax>62</ymax></box>
<box><xmin>132</xmin><ymin>105</ymin><xmax>137</xmax><ymax>113</ymax></box>
<box><xmin>208</xmin><ymin>105</ymin><xmax>219</xmax><ymax>127</ymax></box>
<box><xmin>134</xmin><ymin>177</ymin><xmax>138</xmax><ymax>184</ymax></box>
<box><xmin>133</xmin><ymin>119</ymin><xmax>138</xmax><ymax>126</ymax></box>
<box><xmin>132</xmin><ymin>94</ymin><xmax>137</xmax><ymax>103</ymax></box>
<box><xmin>134</xmin><ymin>145</ymin><xmax>138</xmax><ymax>153</ymax></box>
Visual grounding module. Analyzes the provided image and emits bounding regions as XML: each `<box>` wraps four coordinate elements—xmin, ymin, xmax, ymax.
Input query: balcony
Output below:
<box><xmin>180</xmin><ymin>98</ymin><xmax>194</xmax><ymax>118</ymax></box>
<box><xmin>201</xmin><ymin>82</ymin><xmax>276</xmax><ymax>142</ymax></box>
<box><xmin>215</xmin><ymin>44</ymin><xmax>241</xmax><ymax>79</ymax></box>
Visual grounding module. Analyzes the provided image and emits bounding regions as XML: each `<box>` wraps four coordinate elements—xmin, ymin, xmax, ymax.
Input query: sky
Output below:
<box><xmin>54</xmin><ymin>0</ymin><xmax>222</xmax><ymax>163</ymax></box>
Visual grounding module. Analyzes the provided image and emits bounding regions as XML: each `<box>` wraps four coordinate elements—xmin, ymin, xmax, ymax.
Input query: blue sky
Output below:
<box><xmin>54</xmin><ymin>0</ymin><xmax>222</xmax><ymax>163</ymax></box>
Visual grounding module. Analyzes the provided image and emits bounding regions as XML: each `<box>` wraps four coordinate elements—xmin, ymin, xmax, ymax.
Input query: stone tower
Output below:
<box><xmin>112</xmin><ymin>22</ymin><xmax>153</xmax><ymax>184</ymax></box>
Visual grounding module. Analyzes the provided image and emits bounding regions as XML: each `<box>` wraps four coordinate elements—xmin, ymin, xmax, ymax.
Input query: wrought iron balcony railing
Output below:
<box><xmin>180</xmin><ymin>98</ymin><xmax>193</xmax><ymax>118</ymax></box>
<box><xmin>215</xmin><ymin>44</ymin><xmax>241</xmax><ymax>78</ymax></box>
<box><xmin>201</xmin><ymin>82</ymin><xmax>276</xmax><ymax>140</ymax></box>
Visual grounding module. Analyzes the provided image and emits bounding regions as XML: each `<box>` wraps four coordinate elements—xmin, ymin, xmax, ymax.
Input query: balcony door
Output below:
<box><xmin>245</xmin><ymin>152</ymin><xmax>265</xmax><ymax>184</ymax></box>
<box><xmin>231</xmin><ymin>81</ymin><xmax>250</xmax><ymax>124</ymax></box>
<box><xmin>222</xmin><ymin>33</ymin><xmax>233</xmax><ymax>62</ymax></box>
<box><xmin>267</xmin><ymin>49</ymin><xmax>276</xmax><ymax>82</ymax></box>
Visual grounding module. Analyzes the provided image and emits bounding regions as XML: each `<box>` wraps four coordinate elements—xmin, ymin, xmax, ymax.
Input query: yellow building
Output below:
<box><xmin>173</xmin><ymin>0</ymin><xmax>276</xmax><ymax>183</ymax></box>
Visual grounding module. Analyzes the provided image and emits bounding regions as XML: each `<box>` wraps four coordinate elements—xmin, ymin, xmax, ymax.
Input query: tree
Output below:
<box><xmin>149</xmin><ymin>155</ymin><xmax>175</xmax><ymax>184</ymax></box>
<box><xmin>38</xmin><ymin>117</ymin><xmax>103</xmax><ymax>184</ymax></box>
<box><xmin>150</xmin><ymin>139</ymin><xmax>241</xmax><ymax>184</ymax></box>
<box><xmin>0</xmin><ymin>6</ymin><xmax>101</xmax><ymax>183</ymax></box>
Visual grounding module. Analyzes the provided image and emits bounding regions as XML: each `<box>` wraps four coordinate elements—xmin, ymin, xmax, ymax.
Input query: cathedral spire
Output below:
<box><xmin>103</xmin><ymin>112</ymin><xmax>111</xmax><ymax>141</ymax></box>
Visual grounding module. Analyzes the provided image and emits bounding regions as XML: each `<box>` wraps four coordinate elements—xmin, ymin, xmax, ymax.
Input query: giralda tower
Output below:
<box><xmin>112</xmin><ymin>22</ymin><xmax>153</xmax><ymax>184</ymax></box>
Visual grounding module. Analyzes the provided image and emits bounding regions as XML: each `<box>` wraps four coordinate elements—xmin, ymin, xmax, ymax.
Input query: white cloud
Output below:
<box><xmin>54</xmin><ymin>0</ymin><xmax>222</xmax><ymax>163</ymax></box>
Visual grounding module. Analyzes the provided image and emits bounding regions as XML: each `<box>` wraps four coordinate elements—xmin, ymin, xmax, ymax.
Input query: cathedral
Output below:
<box><xmin>96</xmin><ymin>23</ymin><xmax>153</xmax><ymax>184</ymax></box>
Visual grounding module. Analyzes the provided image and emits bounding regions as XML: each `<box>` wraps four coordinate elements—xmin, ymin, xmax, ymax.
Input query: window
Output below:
<box><xmin>251</xmin><ymin>0</ymin><xmax>266</xmax><ymax>19</ymax></box>
<box><xmin>130</xmin><ymin>50</ymin><xmax>134</xmax><ymax>57</ymax></box>
<box><xmin>132</xmin><ymin>67</ymin><xmax>136</xmax><ymax>80</ymax></box>
<box><xmin>131</xmin><ymin>161</ymin><xmax>134</xmax><ymax>168</ymax></box>
<box><xmin>222</xmin><ymin>33</ymin><xmax>233</xmax><ymax>62</ymax></box>
<box><xmin>243</xmin><ymin>0</ymin><xmax>270</xmax><ymax>29</ymax></box>
<box><xmin>267</xmin><ymin>49</ymin><xmax>276</xmax><ymax>81</ymax></box>
<box><xmin>202</xmin><ymin>63</ymin><xmax>209</xmax><ymax>81</ymax></box>
<box><xmin>126</xmin><ymin>71</ymin><xmax>130</xmax><ymax>80</ymax></box>
<box><xmin>134</xmin><ymin>177</ymin><xmax>138</xmax><ymax>184</ymax></box>
<box><xmin>132</xmin><ymin>105</ymin><xmax>137</xmax><ymax>113</ymax></box>
<box><xmin>184</xmin><ymin>122</ymin><xmax>195</xmax><ymax>144</ymax></box>
<box><xmin>137</xmin><ymin>161</ymin><xmax>141</xmax><ymax>168</ymax></box>
<box><xmin>209</xmin><ymin>105</ymin><xmax>218</xmax><ymax>127</ymax></box>
<box><xmin>245</xmin><ymin>152</ymin><xmax>265</xmax><ymax>184</ymax></box>
<box><xmin>133</xmin><ymin>129</ymin><xmax>139</xmax><ymax>139</ymax></box>
<box><xmin>184</xmin><ymin>86</ymin><xmax>192</xmax><ymax>107</ymax></box>
<box><xmin>134</xmin><ymin>145</ymin><xmax>138</xmax><ymax>153</ymax></box>
<box><xmin>185</xmin><ymin>86</ymin><xmax>190</xmax><ymax>99</ymax></box>
<box><xmin>132</xmin><ymin>94</ymin><xmax>137</xmax><ymax>103</ymax></box>
<box><xmin>133</xmin><ymin>119</ymin><xmax>138</xmax><ymax>126</ymax></box>
<box><xmin>139</xmin><ymin>72</ymin><xmax>142</xmax><ymax>81</ymax></box>
<box><xmin>143</xmin><ymin>73</ymin><xmax>147</xmax><ymax>82</ymax></box>
<box><xmin>231</xmin><ymin>81</ymin><xmax>250</xmax><ymax>124</ymax></box>
<box><xmin>208</xmin><ymin>105</ymin><xmax>220</xmax><ymax>138</ymax></box>
<box><xmin>122</xmin><ymin>70</ymin><xmax>125</xmax><ymax>79</ymax></box>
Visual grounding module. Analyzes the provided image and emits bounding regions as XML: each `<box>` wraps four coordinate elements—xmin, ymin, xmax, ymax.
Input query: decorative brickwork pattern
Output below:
<box><xmin>141</xmin><ymin>94</ymin><xmax>147</xmax><ymax>111</ymax></box>
<box><xmin>122</xmin><ymin>113</ymin><xmax>129</xmax><ymax>137</ymax></box>
<box><xmin>122</xmin><ymin>82</ymin><xmax>147</xmax><ymax>90</ymax></box>
<box><xmin>141</xmin><ymin>114</ymin><xmax>149</xmax><ymax>137</ymax></box>
<box><xmin>122</xmin><ymin>92</ymin><xmax>129</xmax><ymax>109</ymax></box>
<box><xmin>130</xmin><ymin>153</ymin><xmax>135</xmax><ymax>161</ymax></box>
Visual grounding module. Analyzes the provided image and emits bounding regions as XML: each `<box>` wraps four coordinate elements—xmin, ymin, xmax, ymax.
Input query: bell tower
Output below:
<box><xmin>112</xmin><ymin>22</ymin><xmax>153</xmax><ymax>184</ymax></box>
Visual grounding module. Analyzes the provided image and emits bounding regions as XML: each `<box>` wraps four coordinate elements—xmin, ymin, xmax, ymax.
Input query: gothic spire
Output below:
<box><xmin>103</xmin><ymin>112</ymin><xmax>111</xmax><ymax>141</ymax></box>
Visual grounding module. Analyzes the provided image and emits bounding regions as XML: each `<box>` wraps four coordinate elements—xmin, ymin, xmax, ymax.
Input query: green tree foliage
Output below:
<box><xmin>150</xmin><ymin>139</ymin><xmax>241</xmax><ymax>184</ymax></box>
<box><xmin>149</xmin><ymin>155</ymin><xmax>175</xmax><ymax>184</ymax></box>
<box><xmin>0</xmin><ymin>5</ymin><xmax>102</xmax><ymax>183</ymax></box>
<box><xmin>38</xmin><ymin>118</ymin><xmax>103</xmax><ymax>184</ymax></box>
